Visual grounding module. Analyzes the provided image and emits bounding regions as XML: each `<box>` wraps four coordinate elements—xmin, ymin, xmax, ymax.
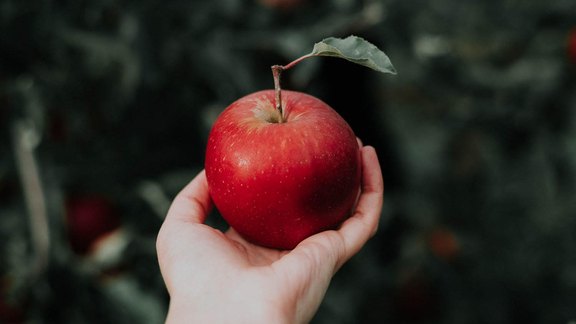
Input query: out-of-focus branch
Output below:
<box><xmin>11</xmin><ymin>119</ymin><xmax>50</xmax><ymax>279</ymax></box>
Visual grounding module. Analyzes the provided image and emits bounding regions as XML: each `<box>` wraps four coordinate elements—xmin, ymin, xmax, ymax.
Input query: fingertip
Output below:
<box><xmin>360</xmin><ymin>146</ymin><xmax>383</xmax><ymax>193</ymax></box>
<box><xmin>361</xmin><ymin>145</ymin><xmax>377</xmax><ymax>158</ymax></box>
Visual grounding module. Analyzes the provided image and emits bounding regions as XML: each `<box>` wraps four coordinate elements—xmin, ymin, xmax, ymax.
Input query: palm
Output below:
<box><xmin>172</xmin><ymin>222</ymin><xmax>289</xmax><ymax>269</ymax></box>
<box><xmin>224</xmin><ymin>228</ymin><xmax>290</xmax><ymax>266</ymax></box>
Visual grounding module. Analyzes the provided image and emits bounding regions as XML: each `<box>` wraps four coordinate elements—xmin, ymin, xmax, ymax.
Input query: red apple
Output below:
<box><xmin>205</xmin><ymin>89</ymin><xmax>361</xmax><ymax>249</ymax></box>
<box><xmin>258</xmin><ymin>0</ymin><xmax>306</xmax><ymax>11</ymax></box>
<box><xmin>205</xmin><ymin>36</ymin><xmax>395</xmax><ymax>249</ymax></box>
<box><xmin>65</xmin><ymin>195</ymin><xmax>121</xmax><ymax>255</ymax></box>
<box><xmin>569</xmin><ymin>27</ymin><xmax>576</xmax><ymax>65</ymax></box>
<box><xmin>427</xmin><ymin>227</ymin><xmax>459</xmax><ymax>262</ymax></box>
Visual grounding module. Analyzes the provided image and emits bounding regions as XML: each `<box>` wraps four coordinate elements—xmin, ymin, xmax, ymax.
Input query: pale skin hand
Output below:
<box><xmin>156</xmin><ymin>144</ymin><xmax>383</xmax><ymax>324</ymax></box>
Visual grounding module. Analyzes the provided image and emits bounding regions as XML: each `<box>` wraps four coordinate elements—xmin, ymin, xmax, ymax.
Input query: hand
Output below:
<box><xmin>156</xmin><ymin>144</ymin><xmax>383</xmax><ymax>324</ymax></box>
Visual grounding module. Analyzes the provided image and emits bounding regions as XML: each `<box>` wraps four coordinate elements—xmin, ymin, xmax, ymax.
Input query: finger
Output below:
<box><xmin>164</xmin><ymin>170</ymin><xmax>213</xmax><ymax>225</ymax></box>
<box><xmin>335</xmin><ymin>145</ymin><xmax>383</xmax><ymax>268</ymax></box>
<box><xmin>356</xmin><ymin>137</ymin><xmax>363</xmax><ymax>148</ymax></box>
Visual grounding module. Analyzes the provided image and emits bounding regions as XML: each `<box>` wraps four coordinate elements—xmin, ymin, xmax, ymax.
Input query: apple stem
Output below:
<box><xmin>271</xmin><ymin>53</ymin><xmax>316</xmax><ymax>123</ymax></box>
<box><xmin>271</xmin><ymin>65</ymin><xmax>285</xmax><ymax>122</ymax></box>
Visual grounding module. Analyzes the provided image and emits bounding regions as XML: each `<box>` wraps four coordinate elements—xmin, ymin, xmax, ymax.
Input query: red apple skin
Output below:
<box><xmin>205</xmin><ymin>90</ymin><xmax>361</xmax><ymax>250</ymax></box>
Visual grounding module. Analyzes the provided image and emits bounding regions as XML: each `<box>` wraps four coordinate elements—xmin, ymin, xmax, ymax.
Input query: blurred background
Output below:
<box><xmin>2</xmin><ymin>0</ymin><xmax>576</xmax><ymax>323</ymax></box>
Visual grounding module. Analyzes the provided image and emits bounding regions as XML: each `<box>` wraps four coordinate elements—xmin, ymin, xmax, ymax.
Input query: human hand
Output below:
<box><xmin>156</xmin><ymin>144</ymin><xmax>383</xmax><ymax>323</ymax></box>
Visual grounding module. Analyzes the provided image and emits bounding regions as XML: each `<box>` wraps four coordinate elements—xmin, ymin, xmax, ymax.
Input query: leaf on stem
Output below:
<box><xmin>310</xmin><ymin>35</ymin><xmax>396</xmax><ymax>74</ymax></box>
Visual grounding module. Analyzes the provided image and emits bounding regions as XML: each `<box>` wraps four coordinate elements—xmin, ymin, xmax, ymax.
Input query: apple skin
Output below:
<box><xmin>205</xmin><ymin>90</ymin><xmax>361</xmax><ymax>249</ymax></box>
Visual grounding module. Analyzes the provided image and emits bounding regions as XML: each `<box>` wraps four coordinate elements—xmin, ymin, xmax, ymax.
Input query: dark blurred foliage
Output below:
<box><xmin>2</xmin><ymin>0</ymin><xmax>576</xmax><ymax>323</ymax></box>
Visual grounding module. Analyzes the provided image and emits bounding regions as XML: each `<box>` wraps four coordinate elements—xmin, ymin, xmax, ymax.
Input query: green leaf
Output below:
<box><xmin>310</xmin><ymin>35</ymin><xmax>397</xmax><ymax>74</ymax></box>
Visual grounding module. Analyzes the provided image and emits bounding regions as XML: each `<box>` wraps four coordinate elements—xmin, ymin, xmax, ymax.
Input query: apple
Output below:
<box><xmin>65</xmin><ymin>194</ymin><xmax>121</xmax><ymax>255</ymax></box>
<box><xmin>205</xmin><ymin>89</ymin><xmax>361</xmax><ymax>249</ymax></box>
<box><xmin>205</xmin><ymin>36</ymin><xmax>395</xmax><ymax>249</ymax></box>
<box><xmin>0</xmin><ymin>299</ymin><xmax>24</xmax><ymax>324</ymax></box>
<box><xmin>569</xmin><ymin>27</ymin><xmax>576</xmax><ymax>65</ymax></box>
<box><xmin>258</xmin><ymin>0</ymin><xmax>306</xmax><ymax>11</ymax></box>
<box><xmin>427</xmin><ymin>227</ymin><xmax>459</xmax><ymax>262</ymax></box>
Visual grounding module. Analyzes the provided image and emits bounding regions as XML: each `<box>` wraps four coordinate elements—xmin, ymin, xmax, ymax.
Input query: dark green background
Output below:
<box><xmin>2</xmin><ymin>0</ymin><xmax>576</xmax><ymax>323</ymax></box>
